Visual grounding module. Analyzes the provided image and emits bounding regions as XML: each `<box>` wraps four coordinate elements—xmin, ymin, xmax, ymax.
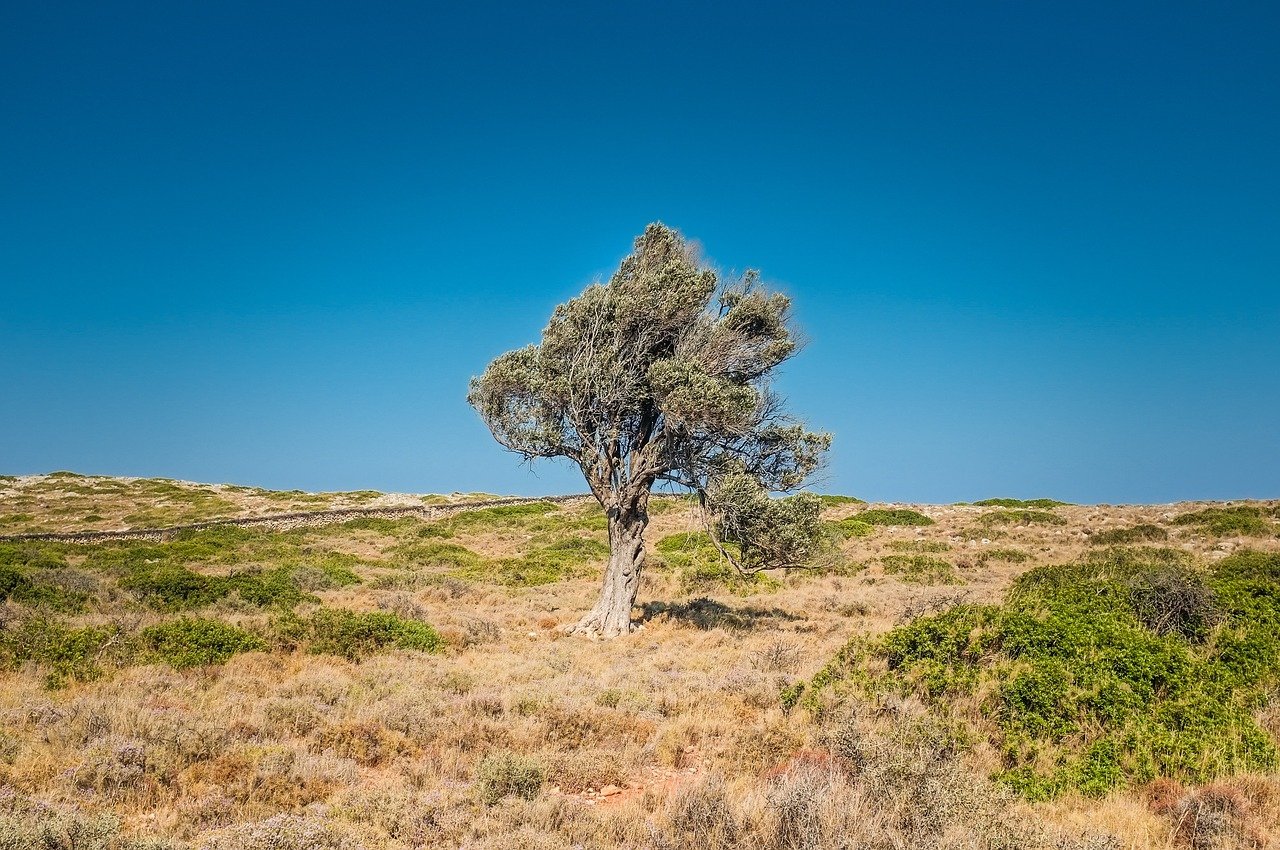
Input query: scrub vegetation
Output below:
<box><xmin>0</xmin><ymin>473</ymin><xmax>1278</xmax><ymax>848</ymax></box>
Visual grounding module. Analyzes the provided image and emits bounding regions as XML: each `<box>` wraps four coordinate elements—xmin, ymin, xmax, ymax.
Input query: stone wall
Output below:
<box><xmin>0</xmin><ymin>493</ymin><xmax>594</xmax><ymax>545</ymax></box>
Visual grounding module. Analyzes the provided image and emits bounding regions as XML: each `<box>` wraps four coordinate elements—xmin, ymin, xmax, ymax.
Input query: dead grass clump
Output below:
<box><xmin>311</xmin><ymin>720</ymin><xmax>415</xmax><ymax>767</ymax></box>
<box><xmin>1169</xmin><ymin>783</ymin><xmax>1262</xmax><ymax>849</ymax></box>
<box><xmin>0</xmin><ymin>787</ymin><xmax>167</xmax><ymax>850</ymax></box>
<box><xmin>475</xmin><ymin>750</ymin><xmax>546</xmax><ymax>805</ymax></box>
<box><xmin>71</xmin><ymin>736</ymin><xmax>153</xmax><ymax>802</ymax></box>
<box><xmin>181</xmin><ymin>748</ymin><xmax>341</xmax><ymax>814</ymax></box>
<box><xmin>661</xmin><ymin>776</ymin><xmax>741</xmax><ymax>849</ymax></box>
<box><xmin>199</xmin><ymin>813</ymin><xmax>359</xmax><ymax>850</ymax></box>
<box><xmin>728</xmin><ymin>723</ymin><xmax>807</xmax><ymax>775</ymax></box>
<box><xmin>546</xmin><ymin>747</ymin><xmax>627</xmax><ymax>793</ymax></box>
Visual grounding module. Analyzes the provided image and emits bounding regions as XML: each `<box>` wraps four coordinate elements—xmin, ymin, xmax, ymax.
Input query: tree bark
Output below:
<box><xmin>572</xmin><ymin>501</ymin><xmax>648</xmax><ymax>638</ymax></box>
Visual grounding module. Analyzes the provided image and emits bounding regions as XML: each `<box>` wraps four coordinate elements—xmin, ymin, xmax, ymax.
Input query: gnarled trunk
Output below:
<box><xmin>573</xmin><ymin>501</ymin><xmax>648</xmax><ymax>637</ymax></box>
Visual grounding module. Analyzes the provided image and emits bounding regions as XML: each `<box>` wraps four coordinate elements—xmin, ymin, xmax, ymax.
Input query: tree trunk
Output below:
<box><xmin>572</xmin><ymin>502</ymin><xmax>648</xmax><ymax>638</ymax></box>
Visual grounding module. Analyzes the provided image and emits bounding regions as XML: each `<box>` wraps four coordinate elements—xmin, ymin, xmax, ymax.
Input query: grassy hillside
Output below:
<box><xmin>0</xmin><ymin>475</ymin><xmax>1278</xmax><ymax>848</ymax></box>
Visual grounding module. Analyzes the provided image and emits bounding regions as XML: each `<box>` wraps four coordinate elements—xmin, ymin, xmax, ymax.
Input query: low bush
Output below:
<box><xmin>0</xmin><ymin>615</ymin><xmax>124</xmax><ymax>687</ymax></box>
<box><xmin>122</xmin><ymin>563</ymin><xmax>313</xmax><ymax>610</ymax></box>
<box><xmin>0</xmin><ymin>551</ymin><xmax>90</xmax><ymax>611</ymax></box>
<box><xmin>445</xmin><ymin>537</ymin><xmax>608</xmax><ymax>586</ymax></box>
<box><xmin>887</xmin><ymin>540</ymin><xmax>950</xmax><ymax>553</ymax></box>
<box><xmin>140</xmin><ymin>618</ymin><xmax>265</xmax><ymax>668</ymax></box>
<box><xmin>881</xmin><ymin>555</ymin><xmax>961</xmax><ymax>585</ymax></box>
<box><xmin>805</xmin><ymin>548</ymin><xmax>1280</xmax><ymax>799</ymax></box>
<box><xmin>977</xmin><ymin>509</ymin><xmax>1065</xmax><ymax>527</ymax></box>
<box><xmin>654</xmin><ymin>532</ymin><xmax>779</xmax><ymax>594</ymax></box>
<box><xmin>293</xmin><ymin>608</ymin><xmax>444</xmax><ymax>661</ymax></box>
<box><xmin>827</xmin><ymin>518</ymin><xmax>874</xmax><ymax>539</ymax></box>
<box><xmin>1173</xmin><ymin>506</ymin><xmax>1273</xmax><ymax>536</ymax></box>
<box><xmin>392</xmin><ymin>540</ymin><xmax>485</xmax><ymax>569</ymax></box>
<box><xmin>978</xmin><ymin>547</ymin><xmax>1031</xmax><ymax>564</ymax></box>
<box><xmin>974</xmin><ymin>498</ymin><xmax>1070</xmax><ymax>508</ymax></box>
<box><xmin>1088</xmin><ymin>524</ymin><xmax>1168</xmax><ymax>545</ymax></box>
<box><xmin>421</xmin><ymin>502</ymin><xmax>563</xmax><ymax>538</ymax></box>
<box><xmin>474</xmin><ymin>750</ymin><xmax>545</xmax><ymax>805</ymax></box>
<box><xmin>819</xmin><ymin>494</ymin><xmax>866</xmax><ymax>507</ymax></box>
<box><xmin>851</xmin><ymin>509</ymin><xmax>934</xmax><ymax>527</ymax></box>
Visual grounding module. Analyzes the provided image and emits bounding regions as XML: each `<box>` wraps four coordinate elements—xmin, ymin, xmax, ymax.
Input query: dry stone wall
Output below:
<box><xmin>0</xmin><ymin>494</ymin><xmax>594</xmax><ymax>545</ymax></box>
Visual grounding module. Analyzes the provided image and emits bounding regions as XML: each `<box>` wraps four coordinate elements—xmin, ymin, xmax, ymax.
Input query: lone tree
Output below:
<box><xmin>468</xmin><ymin>223</ymin><xmax>830</xmax><ymax>637</ymax></box>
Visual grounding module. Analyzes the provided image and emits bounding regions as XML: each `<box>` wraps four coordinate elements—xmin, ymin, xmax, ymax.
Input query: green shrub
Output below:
<box><xmin>827</xmin><ymin>518</ymin><xmax>874</xmax><ymax>538</ymax></box>
<box><xmin>648</xmin><ymin>496</ymin><xmax>694</xmax><ymax>515</ymax></box>
<box><xmin>475</xmin><ymin>750</ymin><xmax>545</xmax><ymax>805</ymax></box>
<box><xmin>974</xmin><ymin>498</ymin><xmax>1070</xmax><ymax>509</ymax></box>
<box><xmin>1172</xmin><ymin>506</ymin><xmax>1272</xmax><ymax>536</ymax></box>
<box><xmin>808</xmin><ymin>548</ymin><xmax>1280</xmax><ymax>799</ymax></box>
<box><xmin>423</xmin><ymin>502</ymin><xmax>562</xmax><ymax>538</ymax></box>
<box><xmin>980</xmin><ymin>548</ymin><xmax>1031</xmax><ymax>564</ymax></box>
<box><xmin>119</xmin><ymin>561</ymin><xmax>312</xmax><ymax>610</ymax></box>
<box><xmin>392</xmin><ymin>540</ymin><xmax>485</xmax><ymax>569</ymax></box>
<box><xmin>141</xmin><ymin>618</ymin><xmax>265</xmax><ymax>668</ymax></box>
<box><xmin>302</xmin><ymin>609</ymin><xmax>443</xmax><ymax>660</ymax></box>
<box><xmin>0</xmin><ymin>616</ymin><xmax>124</xmax><ymax>688</ymax></box>
<box><xmin>819</xmin><ymin>494</ymin><xmax>866</xmax><ymax>507</ymax></box>
<box><xmin>286</xmin><ymin>552</ymin><xmax>364</xmax><ymax>590</ymax></box>
<box><xmin>887</xmin><ymin>540</ymin><xmax>951</xmax><ymax>553</ymax></box>
<box><xmin>445</xmin><ymin>537</ymin><xmax>608</xmax><ymax>586</ymax></box>
<box><xmin>881</xmin><ymin>555</ymin><xmax>961</xmax><ymax>585</ymax></box>
<box><xmin>1088</xmin><ymin>524</ymin><xmax>1168</xmax><ymax>545</ymax></box>
<box><xmin>851</xmin><ymin>509</ymin><xmax>934</xmax><ymax>527</ymax></box>
<box><xmin>978</xmin><ymin>509</ymin><xmax>1065</xmax><ymax>527</ymax></box>
<box><xmin>0</xmin><ymin>548</ymin><xmax>90</xmax><ymax>611</ymax></box>
<box><xmin>121</xmin><ymin>564</ymin><xmax>226</xmax><ymax>609</ymax></box>
<box><xmin>653</xmin><ymin>532</ymin><xmax>778</xmax><ymax>594</ymax></box>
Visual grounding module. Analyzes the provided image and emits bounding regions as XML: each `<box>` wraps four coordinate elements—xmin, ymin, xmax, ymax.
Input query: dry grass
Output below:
<box><xmin>0</xmin><ymin>477</ymin><xmax>1278</xmax><ymax>847</ymax></box>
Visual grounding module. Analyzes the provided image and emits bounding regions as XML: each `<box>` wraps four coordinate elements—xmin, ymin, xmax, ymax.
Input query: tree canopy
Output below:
<box><xmin>468</xmin><ymin>223</ymin><xmax>829</xmax><ymax>633</ymax></box>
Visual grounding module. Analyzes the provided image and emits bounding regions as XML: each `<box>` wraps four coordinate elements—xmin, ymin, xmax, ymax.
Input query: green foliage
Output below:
<box><xmin>141</xmin><ymin>618</ymin><xmax>265</xmax><ymax>668</ymax></box>
<box><xmin>851</xmin><ymin>508</ymin><xmax>934</xmax><ymax>527</ymax></box>
<box><xmin>827</xmin><ymin>518</ymin><xmax>874</xmax><ymax>538</ymax></box>
<box><xmin>654</xmin><ymin>532</ymin><xmax>779</xmax><ymax>594</ymax></box>
<box><xmin>0</xmin><ymin>616</ymin><xmax>123</xmax><ymax>688</ymax></box>
<box><xmin>881</xmin><ymin>555</ymin><xmax>961</xmax><ymax>585</ymax></box>
<box><xmin>120</xmin><ymin>564</ymin><xmax>227</xmax><ymax>609</ymax></box>
<box><xmin>1173</xmin><ymin>506</ymin><xmax>1273</xmax><ymax>536</ymax></box>
<box><xmin>0</xmin><ymin>545</ymin><xmax>90</xmax><ymax>611</ymax></box>
<box><xmin>0</xmin><ymin>543</ymin><xmax>67</xmax><ymax>572</ymax></box>
<box><xmin>887</xmin><ymin>540</ymin><xmax>951</xmax><ymax>553</ymax></box>
<box><xmin>121</xmin><ymin>563</ymin><xmax>313</xmax><ymax>610</ymax></box>
<box><xmin>978</xmin><ymin>509</ymin><xmax>1065</xmax><ymax>527</ymax></box>
<box><xmin>87</xmin><ymin>527</ymin><xmax>377</xmax><ymax>609</ymax></box>
<box><xmin>974</xmin><ymin>498</ymin><xmax>1070</xmax><ymax>508</ymax></box>
<box><xmin>812</xmin><ymin>548</ymin><xmax>1280</xmax><ymax>798</ymax></box>
<box><xmin>285</xmin><ymin>552</ymin><xmax>364</xmax><ymax>590</ymax></box>
<box><xmin>475</xmin><ymin>751</ymin><xmax>545</xmax><ymax>805</ymax></box>
<box><xmin>819</xmin><ymin>494</ymin><xmax>865</xmax><ymax>507</ymax></box>
<box><xmin>298</xmin><ymin>608</ymin><xmax>443</xmax><ymax>661</ymax></box>
<box><xmin>421</xmin><ymin>502</ymin><xmax>563</xmax><ymax>538</ymax></box>
<box><xmin>393</xmin><ymin>540</ymin><xmax>485</xmax><ymax>569</ymax></box>
<box><xmin>647</xmin><ymin>495</ymin><xmax>693</xmax><ymax>515</ymax></box>
<box><xmin>449</xmin><ymin>537</ymin><xmax>608</xmax><ymax>586</ymax></box>
<box><xmin>1088</xmin><ymin>524</ymin><xmax>1168</xmax><ymax>545</ymax></box>
<box><xmin>709</xmin><ymin>474</ymin><xmax>827</xmax><ymax>571</ymax></box>
<box><xmin>979</xmin><ymin>547</ymin><xmax>1031</xmax><ymax>564</ymax></box>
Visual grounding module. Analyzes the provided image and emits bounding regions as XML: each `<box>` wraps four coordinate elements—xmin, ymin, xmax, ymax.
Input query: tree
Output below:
<box><xmin>468</xmin><ymin>223</ymin><xmax>830</xmax><ymax>637</ymax></box>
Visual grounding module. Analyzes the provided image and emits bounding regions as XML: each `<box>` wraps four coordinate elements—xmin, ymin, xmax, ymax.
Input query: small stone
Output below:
<box><xmin>601</xmin><ymin>784</ymin><xmax>622</xmax><ymax>796</ymax></box>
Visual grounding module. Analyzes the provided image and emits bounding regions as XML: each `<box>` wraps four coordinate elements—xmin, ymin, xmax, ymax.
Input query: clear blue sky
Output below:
<box><xmin>2</xmin><ymin>1</ymin><xmax>1277</xmax><ymax>503</ymax></box>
